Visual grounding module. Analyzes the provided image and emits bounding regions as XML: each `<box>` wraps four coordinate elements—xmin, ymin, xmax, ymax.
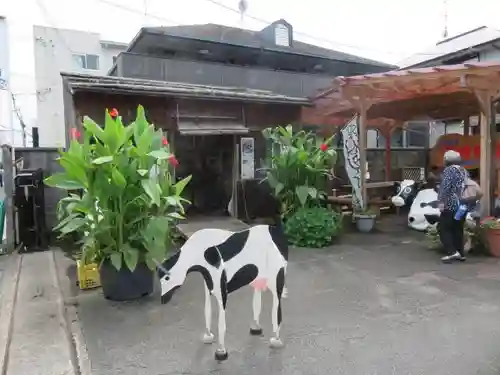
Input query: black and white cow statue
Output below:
<box><xmin>391</xmin><ymin>179</ymin><xmax>474</xmax><ymax>251</ymax></box>
<box><xmin>158</xmin><ymin>223</ymin><xmax>288</xmax><ymax>361</ymax></box>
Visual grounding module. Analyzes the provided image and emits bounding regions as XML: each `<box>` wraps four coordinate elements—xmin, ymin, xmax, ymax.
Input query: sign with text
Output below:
<box><xmin>430</xmin><ymin>133</ymin><xmax>500</xmax><ymax>169</ymax></box>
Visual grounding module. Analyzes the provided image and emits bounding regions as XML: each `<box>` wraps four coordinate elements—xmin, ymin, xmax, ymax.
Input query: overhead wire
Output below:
<box><xmin>93</xmin><ymin>0</ymin><xmax>448</xmax><ymax>59</ymax></box>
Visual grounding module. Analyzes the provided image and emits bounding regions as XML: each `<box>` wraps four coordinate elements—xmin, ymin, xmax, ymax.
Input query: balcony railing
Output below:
<box><xmin>113</xmin><ymin>53</ymin><xmax>334</xmax><ymax>98</ymax></box>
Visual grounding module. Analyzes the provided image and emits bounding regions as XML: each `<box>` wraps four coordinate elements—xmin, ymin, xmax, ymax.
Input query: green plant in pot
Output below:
<box><xmin>353</xmin><ymin>208</ymin><xmax>376</xmax><ymax>233</ymax></box>
<box><xmin>261</xmin><ymin>125</ymin><xmax>336</xmax><ymax>217</ymax></box>
<box><xmin>45</xmin><ymin>106</ymin><xmax>191</xmax><ymax>301</ymax></box>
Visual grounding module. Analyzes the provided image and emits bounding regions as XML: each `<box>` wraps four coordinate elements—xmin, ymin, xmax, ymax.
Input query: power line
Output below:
<box><xmin>201</xmin><ymin>0</ymin><xmax>444</xmax><ymax>58</ymax></box>
<box><xmin>97</xmin><ymin>0</ymin><xmax>448</xmax><ymax>58</ymax></box>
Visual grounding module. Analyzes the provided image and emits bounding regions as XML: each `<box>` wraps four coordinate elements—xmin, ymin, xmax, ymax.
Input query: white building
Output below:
<box><xmin>33</xmin><ymin>25</ymin><xmax>127</xmax><ymax>147</ymax></box>
<box><xmin>398</xmin><ymin>26</ymin><xmax>500</xmax><ymax>147</ymax></box>
<box><xmin>0</xmin><ymin>16</ymin><xmax>14</xmax><ymax>146</ymax></box>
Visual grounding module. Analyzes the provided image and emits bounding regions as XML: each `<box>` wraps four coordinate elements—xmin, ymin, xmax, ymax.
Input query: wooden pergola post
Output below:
<box><xmin>474</xmin><ymin>89</ymin><xmax>495</xmax><ymax>216</ymax></box>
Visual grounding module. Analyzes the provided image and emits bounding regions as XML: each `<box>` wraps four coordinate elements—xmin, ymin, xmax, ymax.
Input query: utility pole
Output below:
<box><xmin>10</xmin><ymin>93</ymin><xmax>26</xmax><ymax>147</ymax></box>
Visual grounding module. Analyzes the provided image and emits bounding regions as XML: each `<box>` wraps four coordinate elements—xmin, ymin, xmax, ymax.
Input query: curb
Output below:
<box><xmin>0</xmin><ymin>254</ymin><xmax>22</xmax><ymax>375</ymax></box>
<box><xmin>52</xmin><ymin>249</ymin><xmax>93</xmax><ymax>375</ymax></box>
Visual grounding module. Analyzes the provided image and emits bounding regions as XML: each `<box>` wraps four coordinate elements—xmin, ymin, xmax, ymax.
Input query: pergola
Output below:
<box><xmin>304</xmin><ymin>61</ymin><xmax>500</xmax><ymax>215</ymax></box>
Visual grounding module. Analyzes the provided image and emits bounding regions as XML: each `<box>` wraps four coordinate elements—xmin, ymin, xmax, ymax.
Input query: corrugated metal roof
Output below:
<box><xmin>140</xmin><ymin>23</ymin><xmax>395</xmax><ymax>68</ymax></box>
<box><xmin>398</xmin><ymin>26</ymin><xmax>500</xmax><ymax>69</ymax></box>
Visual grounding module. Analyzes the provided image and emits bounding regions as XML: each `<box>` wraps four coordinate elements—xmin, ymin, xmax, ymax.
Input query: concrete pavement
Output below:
<box><xmin>57</xmin><ymin>229</ymin><xmax>500</xmax><ymax>375</ymax></box>
<box><xmin>0</xmin><ymin>251</ymin><xmax>76</xmax><ymax>375</ymax></box>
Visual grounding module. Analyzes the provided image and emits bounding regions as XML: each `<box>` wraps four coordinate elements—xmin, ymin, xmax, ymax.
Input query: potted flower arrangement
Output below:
<box><xmin>353</xmin><ymin>208</ymin><xmax>376</xmax><ymax>233</ymax></box>
<box><xmin>45</xmin><ymin>105</ymin><xmax>191</xmax><ymax>301</ymax></box>
<box><xmin>480</xmin><ymin>216</ymin><xmax>500</xmax><ymax>257</ymax></box>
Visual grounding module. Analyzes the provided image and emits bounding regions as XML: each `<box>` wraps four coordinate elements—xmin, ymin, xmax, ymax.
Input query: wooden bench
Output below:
<box><xmin>326</xmin><ymin>195</ymin><xmax>393</xmax><ymax>217</ymax></box>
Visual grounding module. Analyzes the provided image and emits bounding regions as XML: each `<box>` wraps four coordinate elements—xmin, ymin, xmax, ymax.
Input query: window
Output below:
<box><xmin>73</xmin><ymin>53</ymin><xmax>100</xmax><ymax>70</ymax></box>
<box><xmin>275</xmin><ymin>24</ymin><xmax>290</xmax><ymax>46</ymax></box>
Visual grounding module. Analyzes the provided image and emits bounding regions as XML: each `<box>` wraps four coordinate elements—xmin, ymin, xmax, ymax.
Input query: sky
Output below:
<box><xmin>2</xmin><ymin>0</ymin><xmax>500</xmax><ymax>140</ymax></box>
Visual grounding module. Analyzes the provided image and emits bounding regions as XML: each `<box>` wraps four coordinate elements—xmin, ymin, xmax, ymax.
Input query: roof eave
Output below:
<box><xmin>401</xmin><ymin>37</ymin><xmax>500</xmax><ymax>70</ymax></box>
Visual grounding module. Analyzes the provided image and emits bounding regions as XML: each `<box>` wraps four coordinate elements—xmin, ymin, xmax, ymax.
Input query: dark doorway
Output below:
<box><xmin>175</xmin><ymin>134</ymin><xmax>235</xmax><ymax>216</ymax></box>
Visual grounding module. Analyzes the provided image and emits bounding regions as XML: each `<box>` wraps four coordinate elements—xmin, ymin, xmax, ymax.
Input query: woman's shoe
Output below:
<box><xmin>441</xmin><ymin>252</ymin><xmax>462</xmax><ymax>263</ymax></box>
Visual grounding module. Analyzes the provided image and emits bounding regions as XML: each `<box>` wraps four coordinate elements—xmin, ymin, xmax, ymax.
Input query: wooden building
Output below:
<box><xmin>61</xmin><ymin>72</ymin><xmax>309</xmax><ymax>220</ymax></box>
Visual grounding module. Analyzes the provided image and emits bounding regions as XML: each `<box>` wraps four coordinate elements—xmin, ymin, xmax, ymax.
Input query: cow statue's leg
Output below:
<box><xmin>213</xmin><ymin>272</ymin><xmax>229</xmax><ymax>361</ymax></box>
<box><xmin>202</xmin><ymin>282</ymin><xmax>215</xmax><ymax>344</ymax></box>
<box><xmin>250</xmin><ymin>289</ymin><xmax>263</xmax><ymax>335</ymax></box>
<box><xmin>269</xmin><ymin>267</ymin><xmax>285</xmax><ymax>349</ymax></box>
<box><xmin>281</xmin><ymin>263</ymin><xmax>288</xmax><ymax>299</ymax></box>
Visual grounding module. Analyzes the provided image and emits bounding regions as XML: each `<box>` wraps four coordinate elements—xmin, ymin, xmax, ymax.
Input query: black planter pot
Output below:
<box><xmin>99</xmin><ymin>259</ymin><xmax>154</xmax><ymax>301</ymax></box>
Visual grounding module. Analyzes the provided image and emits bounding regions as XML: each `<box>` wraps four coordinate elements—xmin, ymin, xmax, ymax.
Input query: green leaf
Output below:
<box><xmin>308</xmin><ymin>187</ymin><xmax>318</xmax><ymax>199</ymax></box>
<box><xmin>144</xmin><ymin>254</ymin><xmax>157</xmax><ymax>271</ymax></box>
<box><xmin>137</xmin><ymin>169</ymin><xmax>149</xmax><ymax>176</ymax></box>
<box><xmin>92</xmin><ymin>156</ymin><xmax>113</xmax><ymax>165</ymax></box>
<box><xmin>123</xmin><ymin>245</ymin><xmax>139</xmax><ymax>271</ymax></box>
<box><xmin>111</xmin><ymin>168</ymin><xmax>126</xmax><ymax>188</ymax></box>
<box><xmin>148</xmin><ymin>150</ymin><xmax>172</xmax><ymax>160</ymax></box>
<box><xmin>167</xmin><ymin>212</ymin><xmax>184</xmax><ymax>220</ymax></box>
<box><xmin>174</xmin><ymin>175</ymin><xmax>192</xmax><ymax>196</ymax></box>
<box><xmin>59</xmin><ymin>217</ymin><xmax>86</xmax><ymax>234</ymax></box>
<box><xmin>44</xmin><ymin>173</ymin><xmax>84</xmax><ymax>190</ymax></box>
<box><xmin>295</xmin><ymin>185</ymin><xmax>310</xmax><ymax>206</ymax></box>
<box><xmin>275</xmin><ymin>182</ymin><xmax>284</xmax><ymax>196</ymax></box>
<box><xmin>109</xmin><ymin>253</ymin><xmax>123</xmax><ymax>271</ymax></box>
<box><xmin>141</xmin><ymin>179</ymin><xmax>161</xmax><ymax>206</ymax></box>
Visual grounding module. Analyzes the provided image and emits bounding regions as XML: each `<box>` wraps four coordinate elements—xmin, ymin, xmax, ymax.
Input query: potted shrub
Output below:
<box><xmin>480</xmin><ymin>217</ymin><xmax>500</xmax><ymax>257</ymax></box>
<box><xmin>285</xmin><ymin>206</ymin><xmax>342</xmax><ymax>248</ymax></box>
<box><xmin>45</xmin><ymin>105</ymin><xmax>191</xmax><ymax>301</ymax></box>
<box><xmin>353</xmin><ymin>209</ymin><xmax>376</xmax><ymax>233</ymax></box>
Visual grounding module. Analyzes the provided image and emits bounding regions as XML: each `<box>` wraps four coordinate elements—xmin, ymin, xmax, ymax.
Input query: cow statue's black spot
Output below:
<box><xmin>212</xmin><ymin>230</ymin><xmax>250</xmax><ymax>263</ymax></box>
<box><xmin>204</xmin><ymin>246</ymin><xmax>222</xmax><ymax>268</ymax></box>
<box><xmin>227</xmin><ymin>264</ymin><xmax>259</xmax><ymax>293</ymax></box>
<box><xmin>158</xmin><ymin>251</ymin><xmax>180</xmax><ymax>278</ymax></box>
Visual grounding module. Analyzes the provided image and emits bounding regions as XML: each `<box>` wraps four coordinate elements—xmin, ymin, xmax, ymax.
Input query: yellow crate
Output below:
<box><xmin>76</xmin><ymin>260</ymin><xmax>101</xmax><ymax>290</ymax></box>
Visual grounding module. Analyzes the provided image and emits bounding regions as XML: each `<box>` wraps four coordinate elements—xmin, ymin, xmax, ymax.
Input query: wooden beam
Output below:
<box><xmin>474</xmin><ymin>89</ymin><xmax>494</xmax><ymax>216</ymax></box>
<box><xmin>461</xmin><ymin>74</ymin><xmax>500</xmax><ymax>93</ymax></box>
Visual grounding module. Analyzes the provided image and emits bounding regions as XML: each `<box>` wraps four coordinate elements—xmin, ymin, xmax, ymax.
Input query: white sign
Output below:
<box><xmin>240</xmin><ymin>137</ymin><xmax>254</xmax><ymax>180</ymax></box>
<box><xmin>341</xmin><ymin>115</ymin><xmax>364</xmax><ymax>210</ymax></box>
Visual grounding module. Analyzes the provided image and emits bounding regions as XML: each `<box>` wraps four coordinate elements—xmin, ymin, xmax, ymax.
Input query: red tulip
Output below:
<box><xmin>109</xmin><ymin>108</ymin><xmax>119</xmax><ymax>118</ymax></box>
<box><xmin>320</xmin><ymin>143</ymin><xmax>328</xmax><ymax>152</ymax></box>
<box><xmin>70</xmin><ymin>128</ymin><xmax>81</xmax><ymax>140</ymax></box>
<box><xmin>168</xmin><ymin>155</ymin><xmax>179</xmax><ymax>167</ymax></box>
<box><xmin>162</xmin><ymin>137</ymin><xmax>169</xmax><ymax>146</ymax></box>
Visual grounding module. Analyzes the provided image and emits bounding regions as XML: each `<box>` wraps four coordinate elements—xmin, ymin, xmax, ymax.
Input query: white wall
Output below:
<box><xmin>33</xmin><ymin>26</ymin><xmax>126</xmax><ymax>147</ymax></box>
<box><xmin>0</xmin><ymin>17</ymin><xmax>14</xmax><ymax>146</ymax></box>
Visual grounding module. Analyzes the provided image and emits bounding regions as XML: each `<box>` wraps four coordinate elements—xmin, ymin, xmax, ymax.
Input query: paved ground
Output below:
<box><xmin>61</xmin><ymin>222</ymin><xmax>500</xmax><ymax>375</ymax></box>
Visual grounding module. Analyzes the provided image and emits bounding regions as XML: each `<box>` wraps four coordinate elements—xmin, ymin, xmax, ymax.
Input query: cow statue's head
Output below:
<box><xmin>391</xmin><ymin>179</ymin><xmax>426</xmax><ymax>208</ymax></box>
<box><xmin>158</xmin><ymin>251</ymin><xmax>185</xmax><ymax>304</ymax></box>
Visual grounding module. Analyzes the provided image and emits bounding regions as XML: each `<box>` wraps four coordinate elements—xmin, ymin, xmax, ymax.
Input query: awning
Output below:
<box><xmin>177</xmin><ymin>120</ymin><xmax>249</xmax><ymax>135</ymax></box>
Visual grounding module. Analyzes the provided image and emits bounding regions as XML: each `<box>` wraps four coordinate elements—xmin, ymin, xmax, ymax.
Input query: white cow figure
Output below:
<box><xmin>391</xmin><ymin>179</ymin><xmax>474</xmax><ymax>252</ymax></box>
<box><xmin>158</xmin><ymin>223</ymin><xmax>288</xmax><ymax>361</ymax></box>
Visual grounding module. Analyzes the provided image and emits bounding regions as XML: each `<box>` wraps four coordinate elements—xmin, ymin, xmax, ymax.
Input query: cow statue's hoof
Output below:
<box><xmin>249</xmin><ymin>326</ymin><xmax>263</xmax><ymax>336</ymax></box>
<box><xmin>215</xmin><ymin>349</ymin><xmax>229</xmax><ymax>361</ymax></box>
<box><xmin>202</xmin><ymin>332</ymin><xmax>215</xmax><ymax>344</ymax></box>
<box><xmin>269</xmin><ymin>337</ymin><xmax>284</xmax><ymax>349</ymax></box>
<box><xmin>281</xmin><ymin>286</ymin><xmax>288</xmax><ymax>299</ymax></box>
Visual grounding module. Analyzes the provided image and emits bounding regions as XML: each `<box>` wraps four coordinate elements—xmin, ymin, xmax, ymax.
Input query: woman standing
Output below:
<box><xmin>438</xmin><ymin>151</ymin><xmax>467</xmax><ymax>263</ymax></box>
